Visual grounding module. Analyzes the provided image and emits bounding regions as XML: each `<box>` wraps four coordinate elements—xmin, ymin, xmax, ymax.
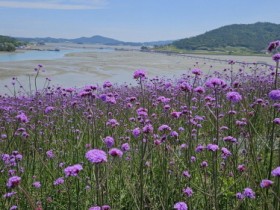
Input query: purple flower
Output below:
<box><xmin>46</xmin><ymin>150</ymin><xmax>55</xmax><ymax>159</ymax></box>
<box><xmin>103</xmin><ymin>136</ymin><xmax>114</xmax><ymax>148</ymax></box>
<box><xmin>236</xmin><ymin>192</ymin><xmax>244</xmax><ymax>200</ymax></box>
<box><xmin>45</xmin><ymin>106</ymin><xmax>54</xmax><ymax>114</ymax></box>
<box><xmin>200</xmin><ymin>161</ymin><xmax>208</xmax><ymax>168</ymax></box>
<box><xmin>158</xmin><ymin>124</ymin><xmax>171</xmax><ymax>132</ymax></box>
<box><xmin>132</xmin><ymin>127</ymin><xmax>141</xmax><ymax>137</ymax></box>
<box><xmin>273</xmin><ymin>118</ymin><xmax>280</xmax><ymax>125</ymax></box>
<box><xmin>101</xmin><ymin>205</ymin><xmax>111</xmax><ymax>210</ymax></box>
<box><xmin>103</xmin><ymin>81</ymin><xmax>112</xmax><ymax>88</ymax></box>
<box><xmin>10</xmin><ymin>206</ymin><xmax>17</xmax><ymax>210</ymax></box>
<box><xmin>205</xmin><ymin>78</ymin><xmax>226</xmax><ymax>88</ymax></box>
<box><xmin>89</xmin><ymin>206</ymin><xmax>101</xmax><ymax>210</ymax></box>
<box><xmin>272</xmin><ymin>53</ymin><xmax>280</xmax><ymax>62</ymax></box>
<box><xmin>109</xmin><ymin>148</ymin><xmax>123</xmax><ymax>157</ymax></box>
<box><xmin>106</xmin><ymin>119</ymin><xmax>119</xmax><ymax>127</ymax></box>
<box><xmin>133</xmin><ymin>69</ymin><xmax>147</xmax><ymax>79</ymax></box>
<box><xmin>174</xmin><ymin>201</ymin><xmax>188</xmax><ymax>210</ymax></box>
<box><xmin>192</xmin><ymin>68</ymin><xmax>202</xmax><ymax>75</ymax></box>
<box><xmin>121</xmin><ymin>143</ymin><xmax>130</xmax><ymax>152</ymax></box>
<box><xmin>142</xmin><ymin>124</ymin><xmax>153</xmax><ymax>134</ymax></box>
<box><xmin>269</xmin><ymin>90</ymin><xmax>280</xmax><ymax>100</ymax></box>
<box><xmin>53</xmin><ymin>177</ymin><xmax>64</xmax><ymax>186</ymax></box>
<box><xmin>3</xmin><ymin>191</ymin><xmax>17</xmax><ymax>198</ymax></box>
<box><xmin>194</xmin><ymin>86</ymin><xmax>205</xmax><ymax>94</ymax></box>
<box><xmin>195</xmin><ymin>144</ymin><xmax>205</xmax><ymax>152</ymax></box>
<box><xmin>207</xmin><ymin>144</ymin><xmax>219</xmax><ymax>152</ymax></box>
<box><xmin>260</xmin><ymin>179</ymin><xmax>273</xmax><ymax>188</ymax></box>
<box><xmin>7</xmin><ymin>176</ymin><xmax>21</xmax><ymax>188</ymax></box>
<box><xmin>221</xmin><ymin>147</ymin><xmax>232</xmax><ymax>159</ymax></box>
<box><xmin>238</xmin><ymin>164</ymin><xmax>246</xmax><ymax>172</ymax></box>
<box><xmin>86</xmin><ymin>149</ymin><xmax>107</xmax><ymax>164</ymax></box>
<box><xmin>15</xmin><ymin>113</ymin><xmax>28</xmax><ymax>123</ymax></box>
<box><xmin>32</xmin><ymin>181</ymin><xmax>41</xmax><ymax>188</ymax></box>
<box><xmin>223</xmin><ymin>136</ymin><xmax>237</xmax><ymax>143</ymax></box>
<box><xmin>243</xmin><ymin>188</ymin><xmax>255</xmax><ymax>199</ymax></box>
<box><xmin>64</xmin><ymin>164</ymin><xmax>83</xmax><ymax>177</ymax></box>
<box><xmin>180</xmin><ymin>82</ymin><xmax>192</xmax><ymax>92</ymax></box>
<box><xmin>271</xmin><ymin>166</ymin><xmax>280</xmax><ymax>176</ymax></box>
<box><xmin>183</xmin><ymin>187</ymin><xmax>193</xmax><ymax>197</ymax></box>
<box><xmin>267</xmin><ymin>40</ymin><xmax>280</xmax><ymax>52</ymax></box>
<box><xmin>182</xmin><ymin>170</ymin><xmax>191</xmax><ymax>178</ymax></box>
<box><xmin>171</xmin><ymin>111</ymin><xmax>182</xmax><ymax>119</ymax></box>
<box><xmin>226</xmin><ymin>92</ymin><xmax>242</xmax><ymax>103</ymax></box>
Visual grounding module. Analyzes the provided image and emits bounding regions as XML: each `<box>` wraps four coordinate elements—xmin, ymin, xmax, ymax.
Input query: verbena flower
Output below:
<box><xmin>260</xmin><ymin>179</ymin><xmax>273</xmax><ymax>188</ymax></box>
<box><xmin>192</xmin><ymin>68</ymin><xmax>202</xmax><ymax>75</ymax></box>
<box><xmin>221</xmin><ymin>147</ymin><xmax>232</xmax><ymax>159</ymax></box>
<box><xmin>236</xmin><ymin>192</ymin><xmax>244</xmax><ymax>200</ymax></box>
<box><xmin>183</xmin><ymin>187</ymin><xmax>193</xmax><ymax>197</ymax></box>
<box><xmin>207</xmin><ymin>144</ymin><xmax>219</xmax><ymax>152</ymax></box>
<box><xmin>103</xmin><ymin>136</ymin><xmax>114</xmax><ymax>148</ymax></box>
<box><xmin>46</xmin><ymin>150</ymin><xmax>55</xmax><ymax>159</ymax></box>
<box><xmin>64</xmin><ymin>164</ymin><xmax>83</xmax><ymax>177</ymax></box>
<box><xmin>182</xmin><ymin>170</ymin><xmax>191</xmax><ymax>178</ymax></box>
<box><xmin>226</xmin><ymin>92</ymin><xmax>242</xmax><ymax>103</ymax></box>
<box><xmin>121</xmin><ymin>143</ymin><xmax>130</xmax><ymax>152</ymax></box>
<box><xmin>269</xmin><ymin>90</ymin><xmax>280</xmax><ymax>100</ymax></box>
<box><xmin>109</xmin><ymin>148</ymin><xmax>123</xmax><ymax>157</ymax></box>
<box><xmin>15</xmin><ymin>113</ymin><xmax>28</xmax><ymax>123</ymax></box>
<box><xmin>273</xmin><ymin>118</ymin><xmax>280</xmax><ymax>125</ymax></box>
<box><xmin>158</xmin><ymin>124</ymin><xmax>171</xmax><ymax>132</ymax></box>
<box><xmin>243</xmin><ymin>188</ymin><xmax>255</xmax><ymax>199</ymax></box>
<box><xmin>53</xmin><ymin>177</ymin><xmax>64</xmax><ymax>186</ymax></box>
<box><xmin>7</xmin><ymin>176</ymin><xmax>21</xmax><ymax>188</ymax></box>
<box><xmin>272</xmin><ymin>53</ymin><xmax>280</xmax><ymax>62</ymax></box>
<box><xmin>32</xmin><ymin>181</ymin><xmax>41</xmax><ymax>188</ymax></box>
<box><xmin>132</xmin><ymin>127</ymin><xmax>141</xmax><ymax>137</ymax></box>
<box><xmin>86</xmin><ymin>149</ymin><xmax>107</xmax><ymax>164</ymax></box>
<box><xmin>174</xmin><ymin>201</ymin><xmax>188</xmax><ymax>210</ymax></box>
<box><xmin>205</xmin><ymin>78</ymin><xmax>226</xmax><ymax>88</ymax></box>
<box><xmin>267</xmin><ymin>40</ymin><xmax>280</xmax><ymax>52</ymax></box>
<box><xmin>271</xmin><ymin>166</ymin><xmax>280</xmax><ymax>176</ymax></box>
<box><xmin>133</xmin><ymin>69</ymin><xmax>146</xmax><ymax>79</ymax></box>
<box><xmin>3</xmin><ymin>191</ymin><xmax>17</xmax><ymax>198</ymax></box>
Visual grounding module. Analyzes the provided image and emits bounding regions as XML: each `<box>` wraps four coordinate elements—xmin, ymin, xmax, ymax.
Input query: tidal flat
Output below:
<box><xmin>0</xmin><ymin>43</ymin><xmax>274</xmax><ymax>92</ymax></box>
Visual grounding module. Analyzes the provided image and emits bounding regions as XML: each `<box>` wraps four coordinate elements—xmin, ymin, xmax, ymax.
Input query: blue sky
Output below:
<box><xmin>0</xmin><ymin>0</ymin><xmax>279</xmax><ymax>42</ymax></box>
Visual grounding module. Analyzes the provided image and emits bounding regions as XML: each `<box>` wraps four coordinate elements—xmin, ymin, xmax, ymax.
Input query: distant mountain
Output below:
<box><xmin>17</xmin><ymin>35</ymin><xmax>174</xmax><ymax>46</ymax></box>
<box><xmin>173</xmin><ymin>22</ymin><xmax>280</xmax><ymax>52</ymax></box>
<box><xmin>72</xmin><ymin>35</ymin><xmax>123</xmax><ymax>45</ymax></box>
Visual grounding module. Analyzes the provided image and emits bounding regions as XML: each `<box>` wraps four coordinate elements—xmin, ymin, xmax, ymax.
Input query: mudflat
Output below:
<box><xmin>0</xmin><ymin>43</ymin><xmax>274</xmax><ymax>92</ymax></box>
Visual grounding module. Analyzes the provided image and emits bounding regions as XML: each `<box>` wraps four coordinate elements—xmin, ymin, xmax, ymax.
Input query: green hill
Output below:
<box><xmin>173</xmin><ymin>22</ymin><xmax>280</xmax><ymax>53</ymax></box>
<box><xmin>0</xmin><ymin>35</ymin><xmax>21</xmax><ymax>52</ymax></box>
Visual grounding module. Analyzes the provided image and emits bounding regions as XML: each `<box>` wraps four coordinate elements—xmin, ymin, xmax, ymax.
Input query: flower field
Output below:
<box><xmin>1</xmin><ymin>42</ymin><xmax>280</xmax><ymax>210</ymax></box>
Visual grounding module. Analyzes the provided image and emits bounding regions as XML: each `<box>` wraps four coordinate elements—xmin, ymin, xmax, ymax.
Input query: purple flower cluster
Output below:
<box><xmin>267</xmin><ymin>40</ymin><xmax>280</xmax><ymax>52</ymax></box>
<box><xmin>272</xmin><ymin>53</ymin><xmax>280</xmax><ymax>62</ymax></box>
<box><xmin>271</xmin><ymin>166</ymin><xmax>280</xmax><ymax>176</ymax></box>
<box><xmin>226</xmin><ymin>91</ymin><xmax>242</xmax><ymax>103</ymax></box>
<box><xmin>174</xmin><ymin>202</ymin><xmax>188</xmax><ymax>210</ymax></box>
<box><xmin>205</xmin><ymin>78</ymin><xmax>226</xmax><ymax>88</ymax></box>
<box><xmin>7</xmin><ymin>176</ymin><xmax>21</xmax><ymax>188</ymax></box>
<box><xmin>133</xmin><ymin>69</ymin><xmax>147</xmax><ymax>79</ymax></box>
<box><xmin>64</xmin><ymin>164</ymin><xmax>83</xmax><ymax>177</ymax></box>
<box><xmin>85</xmin><ymin>149</ymin><xmax>107</xmax><ymax>164</ymax></box>
<box><xmin>260</xmin><ymin>179</ymin><xmax>273</xmax><ymax>188</ymax></box>
<box><xmin>109</xmin><ymin>148</ymin><xmax>123</xmax><ymax>157</ymax></box>
<box><xmin>103</xmin><ymin>136</ymin><xmax>115</xmax><ymax>148</ymax></box>
<box><xmin>269</xmin><ymin>90</ymin><xmax>280</xmax><ymax>101</ymax></box>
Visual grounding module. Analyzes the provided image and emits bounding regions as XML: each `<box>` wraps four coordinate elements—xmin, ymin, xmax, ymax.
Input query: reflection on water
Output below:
<box><xmin>0</xmin><ymin>48</ymin><xmax>113</xmax><ymax>62</ymax></box>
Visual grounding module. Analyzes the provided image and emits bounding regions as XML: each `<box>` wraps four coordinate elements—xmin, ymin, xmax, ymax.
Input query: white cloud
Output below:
<box><xmin>0</xmin><ymin>0</ymin><xmax>107</xmax><ymax>10</ymax></box>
